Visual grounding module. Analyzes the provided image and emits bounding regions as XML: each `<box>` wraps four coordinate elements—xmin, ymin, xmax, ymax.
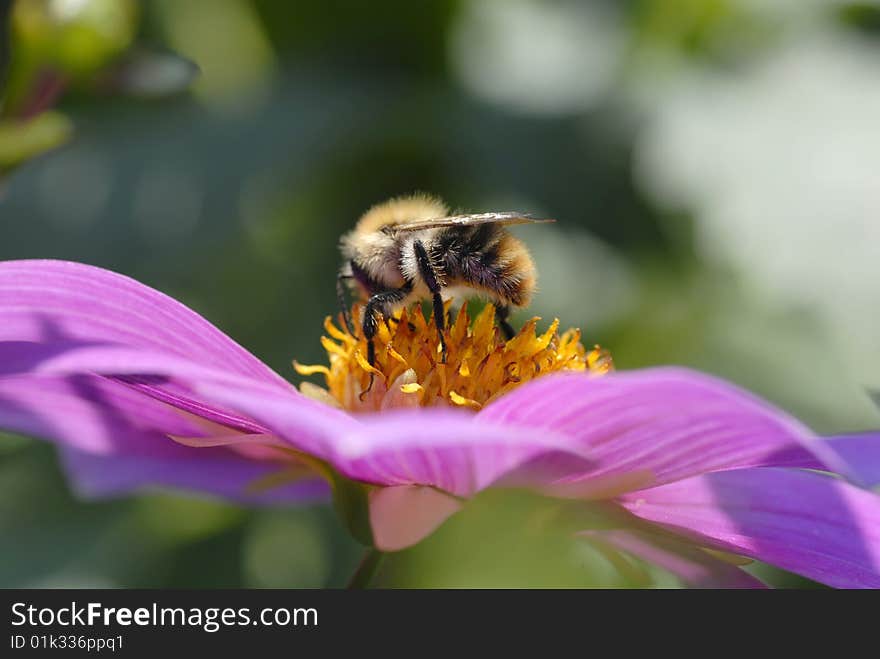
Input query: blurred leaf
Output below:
<box><xmin>152</xmin><ymin>0</ymin><xmax>275</xmax><ymax>108</ymax></box>
<box><xmin>0</xmin><ymin>432</ymin><xmax>31</xmax><ymax>455</ymax></box>
<box><xmin>98</xmin><ymin>48</ymin><xmax>199</xmax><ymax>98</ymax></box>
<box><xmin>838</xmin><ymin>2</ymin><xmax>880</xmax><ymax>36</ymax></box>
<box><xmin>0</xmin><ymin>110</ymin><xmax>72</xmax><ymax>170</ymax></box>
<box><xmin>12</xmin><ymin>0</ymin><xmax>138</xmax><ymax>76</ymax></box>
<box><xmin>4</xmin><ymin>0</ymin><xmax>138</xmax><ymax>116</ymax></box>
<box><xmin>134</xmin><ymin>493</ymin><xmax>246</xmax><ymax>546</ymax></box>
<box><xmin>630</xmin><ymin>0</ymin><xmax>769</xmax><ymax>63</ymax></box>
<box><xmin>244</xmin><ymin>509</ymin><xmax>331</xmax><ymax>587</ymax></box>
<box><xmin>252</xmin><ymin>0</ymin><xmax>458</xmax><ymax>76</ymax></box>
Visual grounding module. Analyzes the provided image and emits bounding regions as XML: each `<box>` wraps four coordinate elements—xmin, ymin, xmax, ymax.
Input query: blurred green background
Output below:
<box><xmin>1</xmin><ymin>0</ymin><xmax>879</xmax><ymax>588</ymax></box>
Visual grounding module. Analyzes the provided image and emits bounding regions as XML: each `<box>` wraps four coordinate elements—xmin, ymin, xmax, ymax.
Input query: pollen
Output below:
<box><xmin>294</xmin><ymin>303</ymin><xmax>613</xmax><ymax>412</ymax></box>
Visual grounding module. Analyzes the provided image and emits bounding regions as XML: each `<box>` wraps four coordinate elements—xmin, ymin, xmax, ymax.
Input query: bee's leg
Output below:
<box><xmin>361</xmin><ymin>286</ymin><xmax>411</xmax><ymax>399</ymax></box>
<box><xmin>496</xmin><ymin>305</ymin><xmax>516</xmax><ymax>341</ymax></box>
<box><xmin>412</xmin><ymin>240</ymin><xmax>447</xmax><ymax>363</ymax></box>
<box><xmin>336</xmin><ymin>272</ymin><xmax>355</xmax><ymax>335</ymax></box>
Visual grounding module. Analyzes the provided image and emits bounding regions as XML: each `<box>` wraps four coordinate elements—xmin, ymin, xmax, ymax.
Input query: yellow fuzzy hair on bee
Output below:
<box><xmin>354</xmin><ymin>193</ymin><xmax>448</xmax><ymax>234</ymax></box>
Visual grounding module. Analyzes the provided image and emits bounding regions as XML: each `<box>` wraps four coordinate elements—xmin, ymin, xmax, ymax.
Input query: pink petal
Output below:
<box><xmin>193</xmin><ymin>380</ymin><xmax>591</xmax><ymax>497</ymax></box>
<box><xmin>479</xmin><ymin>368</ymin><xmax>842</xmax><ymax>491</ymax></box>
<box><xmin>0</xmin><ymin>349</ymin><xmax>335</xmax><ymax>504</ymax></box>
<box><xmin>0</xmin><ymin>260</ymin><xmax>287</xmax><ymax>388</ymax></box>
<box><xmin>0</xmin><ymin>373</ymin><xmax>327</xmax><ymax>503</ymax></box>
<box><xmin>369</xmin><ymin>485</ymin><xmax>463</xmax><ymax>551</ymax></box>
<box><xmin>0</xmin><ymin>373</ymin><xmax>212</xmax><ymax>456</ymax></box>
<box><xmin>0</xmin><ymin>340</ymin><xmax>358</xmax><ymax>459</ymax></box>
<box><xmin>619</xmin><ymin>468</ymin><xmax>880</xmax><ymax>589</ymax></box>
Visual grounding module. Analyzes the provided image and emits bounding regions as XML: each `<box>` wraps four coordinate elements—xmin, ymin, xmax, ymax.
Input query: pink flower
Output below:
<box><xmin>1</xmin><ymin>260</ymin><xmax>879</xmax><ymax>587</ymax></box>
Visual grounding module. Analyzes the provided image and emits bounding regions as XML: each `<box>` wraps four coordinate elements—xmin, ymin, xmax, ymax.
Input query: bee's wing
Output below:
<box><xmin>393</xmin><ymin>212</ymin><xmax>555</xmax><ymax>232</ymax></box>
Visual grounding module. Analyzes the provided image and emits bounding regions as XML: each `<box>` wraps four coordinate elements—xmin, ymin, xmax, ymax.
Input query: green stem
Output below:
<box><xmin>347</xmin><ymin>548</ymin><xmax>385</xmax><ymax>589</ymax></box>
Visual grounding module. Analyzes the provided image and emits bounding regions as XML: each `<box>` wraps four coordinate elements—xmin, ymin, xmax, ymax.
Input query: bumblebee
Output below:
<box><xmin>338</xmin><ymin>193</ymin><xmax>553</xmax><ymax>371</ymax></box>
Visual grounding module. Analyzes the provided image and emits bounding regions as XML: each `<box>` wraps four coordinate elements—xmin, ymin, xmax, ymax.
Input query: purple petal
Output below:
<box><xmin>583</xmin><ymin>529</ymin><xmax>767</xmax><ymax>588</ymax></box>
<box><xmin>479</xmin><ymin>368</ymin><xmax>843</xmax><ymax>492</ymax></box>
<box><xmin>193</xmin><ymin>380</ymin><xmax>591</xmax><ymax>497</ymax></box>
<box><xmin>0</xmin><ymin>373</ymin><xmax>327</xmax><ymax>503</ymax></box>
<box><xmin>821</xmin><ymin>434</ymin><xmax>880</xmax><ymax>488</ymax></box>
<box><xmin>61</xmin><ymin>447</ymin><xmax>328</xmax><ymax>505</ymax></box>
<box><xmin>0</xmin><ymin>260</ymin><xmax>287</xmax><ymax>388</ymax></box>
<box><xmin>619</xmin><ymin>468</ymin><xmax>880</xmax><ymax>589</ymax></box>
<box><xmin>0</xmin><ymin>340</ymin><xmax>359</xmax><ymax>459</ymax></box>
<box><xmin>0</xmin><ymin>373</ymin><xmax>212</xmax><ymax>455</ymax></box>
<box><xmin>0</xmin><ymin>341</ymin><xmax>274</xmax><ymax>436</ymax></box>
<box><xmin>746</xmin><ymin>432</ymin><xmax>880</xmax><ymax>489</ymax></box>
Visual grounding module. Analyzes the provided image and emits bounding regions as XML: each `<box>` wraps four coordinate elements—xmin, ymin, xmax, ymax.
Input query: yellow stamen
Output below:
<box><xmin>323</xmin><ymin>317</ymin><xmax>353</xmax><ymax>343</ymax></box>
<box><xmin>296</xmin><ymin>302</ymin><xmax>613</xmax><ymax>412</ymax></box>
<box><xmin>449</xmin><ymin>390</ymin><xmax>482</xmax><ymax>410</ymax></box>
<box><xmin>353</xmin><ymin>350</ymin><xmax>383</xmax><ymax>377</ymax></box>
<box><xmin>386</xmin><ymin>344</ymin><xmax>407</xmax><ymax>365</ymax></box>
<box><xmin>292</xmin><ymin>361</ymin><xmax>330</xmax><ymax>377</ymax></box>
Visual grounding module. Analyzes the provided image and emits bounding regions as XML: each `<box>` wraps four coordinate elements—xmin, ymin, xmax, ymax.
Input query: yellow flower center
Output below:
<box><xmin>294</xmin><ymin>302</ymin><xmax>612</xmax><ymax>412</ymax></box>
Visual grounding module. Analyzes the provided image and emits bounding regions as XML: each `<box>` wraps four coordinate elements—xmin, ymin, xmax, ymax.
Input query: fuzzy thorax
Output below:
<box><xmin>294</xmin><ymin>302</ymin><xmax>612</xmax><ymax>412</ymax></box>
